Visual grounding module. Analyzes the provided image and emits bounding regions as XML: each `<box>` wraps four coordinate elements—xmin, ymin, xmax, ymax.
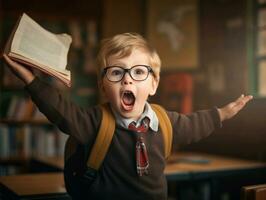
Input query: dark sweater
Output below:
<box><xmin>25</xmin><ymin>77</ymin><xmax>221</xmax><ymax>200</ymax></box>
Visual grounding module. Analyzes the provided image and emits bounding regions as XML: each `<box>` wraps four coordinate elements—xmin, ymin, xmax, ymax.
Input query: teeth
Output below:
<box><xmin>123</xmin><ymin>91</ymin><xmax>134</xmax><ymax>96</ymax></box>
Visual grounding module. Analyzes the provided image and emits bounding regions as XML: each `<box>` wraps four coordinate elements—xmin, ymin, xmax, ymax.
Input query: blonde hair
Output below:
<box><xmin>96</xmin><ymin>33</ymin><xmax>161</xmax><ymax>82</ymax></box>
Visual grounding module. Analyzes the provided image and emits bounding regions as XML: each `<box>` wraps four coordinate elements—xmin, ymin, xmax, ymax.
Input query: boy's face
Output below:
<box><xmin>101</xmin><ymin>48</ymin><xmax>159</xmax><ymax>120</ymax></box>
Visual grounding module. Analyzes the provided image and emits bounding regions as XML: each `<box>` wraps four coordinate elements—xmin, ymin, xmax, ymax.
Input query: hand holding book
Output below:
<box><xmin>3</xmin><ymin>54</ymin><xmax>35</xmax><ymax>85</ymax></box>
<box><xmin>3</xmin><ymin>13</ymin><xmax>72</xmax><ymax>87</ymax></box>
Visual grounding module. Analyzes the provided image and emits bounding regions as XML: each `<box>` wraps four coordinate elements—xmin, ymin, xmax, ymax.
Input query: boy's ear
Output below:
<box><xmin>149</xmin><ymin>77</ymin><xmax>159</xmax><ymax>96</ymax></box>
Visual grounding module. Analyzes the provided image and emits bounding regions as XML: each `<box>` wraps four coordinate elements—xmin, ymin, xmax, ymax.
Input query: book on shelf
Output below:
<box><xmin>0</xmin><ymin>125</ymin><xmax>68</xmax><ymax>159</ymax></box>
<box><xmin>3</xmin><ymin>13</ymin><xmax>72</xmax><ymax>87</ymax></box>
<box><xmin>3</xmin><ymin>96</ymin><xmax>49</xmax><ymax>122</ymax></box>
<box><xmin>6</xmin><ymin>97</ymin><xmax>34</xmax><ymax>121</ymax></box>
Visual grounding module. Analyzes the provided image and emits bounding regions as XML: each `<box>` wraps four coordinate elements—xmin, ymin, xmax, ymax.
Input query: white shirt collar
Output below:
<box><xmin>111</xmin><ymin>102</ymin><xmax>159</xmax><ymax>132</ymax></box>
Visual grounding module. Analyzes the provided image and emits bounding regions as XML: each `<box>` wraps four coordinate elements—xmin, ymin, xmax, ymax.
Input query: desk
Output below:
<box><xmin>165</xmin><ymin>152</ymin><xmax>266</xmax><ymax>180</ymax></box>
<box><xmin>31</xmin><ymin>152</ymin><xmax>266</xmax><ymax>200</ymax></box>
<box><xmin>32</xmin><ymin>152</ymin><xmax>266</xmax><ymax>179</ymax></box>
<box><xmin>0</xmin><ymin>173</ymin><xmax>70</xmax><ymax>200</ymax></box>
<box><xmin>165</xmin><ymin>152</ymin><xmax>266</xmax><ymax>200</ymax></box>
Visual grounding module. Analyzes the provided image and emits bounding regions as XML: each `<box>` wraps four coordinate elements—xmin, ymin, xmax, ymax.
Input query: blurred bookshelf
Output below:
<box><xmin>0</xmin><ymin>10</ymin><xmax>100</xmax><ymax>175</ymax></box>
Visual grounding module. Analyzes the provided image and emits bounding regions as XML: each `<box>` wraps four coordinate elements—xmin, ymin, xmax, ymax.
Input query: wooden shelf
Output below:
<box><xmin>0</xmin><ymin>119</ymin><xmax>51</xmax><ymax>125</ymax></box>
<box><xmin>32</xmin><ymin>156</ymin><xmax>64</xmax><ymax>170</ymax></box>
<box><xmin>0</xmin><ymin>156</ymin><xmax>30</xmax><ymax>165</ymax></box>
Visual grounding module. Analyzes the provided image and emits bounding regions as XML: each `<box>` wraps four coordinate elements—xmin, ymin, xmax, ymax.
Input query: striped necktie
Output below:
<box><xmin>128</xmin><ymin>117</ymin><xmax>150</xmax><ymax>176</ymax></box>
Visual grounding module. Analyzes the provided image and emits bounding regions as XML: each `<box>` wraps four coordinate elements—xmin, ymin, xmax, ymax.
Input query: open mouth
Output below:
<box><xmin>121</xmin><ymin>91</ymin><xmax>135</xmax><ymax>111</ymax></box>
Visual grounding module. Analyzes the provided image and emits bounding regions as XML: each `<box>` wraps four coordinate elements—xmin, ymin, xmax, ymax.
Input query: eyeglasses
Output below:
<box><xmin>102</xmin><ymin>65</ymin><xmax>154</xmax><ymax>82</ymax></box>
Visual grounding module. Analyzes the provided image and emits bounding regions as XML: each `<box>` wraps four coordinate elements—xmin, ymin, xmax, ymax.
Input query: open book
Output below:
<box><xmin>4</xmin><ymin>13</ymin><xmax>72</xmax><ymax>87</ymax></box>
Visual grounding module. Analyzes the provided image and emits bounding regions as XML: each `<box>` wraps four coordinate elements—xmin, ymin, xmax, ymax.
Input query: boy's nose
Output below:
<box><xmin>122</xmin><ymin>72</ymin><xmax>133</xmax><ymax>85</ymax></box>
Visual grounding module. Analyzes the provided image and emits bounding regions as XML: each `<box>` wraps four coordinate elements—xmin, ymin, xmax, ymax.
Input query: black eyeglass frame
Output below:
<box><xmin>101</xmin><ymin>65</ymin><xmax>154</xmax><ymax>82</ymax></box>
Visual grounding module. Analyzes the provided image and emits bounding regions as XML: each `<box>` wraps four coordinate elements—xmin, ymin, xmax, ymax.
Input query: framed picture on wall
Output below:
<box><xmin>146</xmin><ymin>0</ymin><xmax>199</xmax><ymax>70</ymax></box>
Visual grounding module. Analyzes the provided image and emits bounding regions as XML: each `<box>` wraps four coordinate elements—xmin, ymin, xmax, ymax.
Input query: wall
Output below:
<box><xmin>101</xmin><ymin>0</ymin><xmax>144</xmax><ymax>37</ymax></box>
<box><xmin>2</xmin><ymin>0</ymin><xmax>266</xmax><ymax>161</ymax></box>
<box><xmin>1</xmin><ymin>0</ymin><xmax>101</xmax><ymax>19</ymax></box>
<box><xmin>184</xmin><ymin>0</ymin><xmax>266</xmax><ymax>161</ymax></box>
<box><xmin>74</xmin><ymin>0</ymin><xmax>266</xmax><ymax>161</ymax></box>
<box><xmin>185</xmin><ymin>98</ymin><xmax>266</xmax><ymax>160</ymax></box>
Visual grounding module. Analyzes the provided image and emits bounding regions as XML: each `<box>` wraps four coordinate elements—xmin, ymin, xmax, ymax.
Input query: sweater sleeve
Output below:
<box><xmin>167</xmin><ymin>108</ymin><xmax>221</xmax><ymax>147</ymax></box>
<box><xmin>24</xmin><ymin>77</ymin><xmax>101</xmax><ymax>144</ymax></box>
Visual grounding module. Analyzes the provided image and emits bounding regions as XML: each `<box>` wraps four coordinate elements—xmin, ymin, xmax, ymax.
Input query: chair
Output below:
<box><xmin>242</xmin><ymin>184</ymin><xmax>266</xmax><ymax>200</ymax></box>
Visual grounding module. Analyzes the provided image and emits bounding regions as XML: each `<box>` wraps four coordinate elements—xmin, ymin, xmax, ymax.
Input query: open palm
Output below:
<box><xmin>218</xmin><ymin>95</ymin><xmax>253</xmax><ymax>121</ymax></box>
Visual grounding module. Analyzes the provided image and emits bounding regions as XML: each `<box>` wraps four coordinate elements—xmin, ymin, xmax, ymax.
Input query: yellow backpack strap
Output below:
<box><xmin>87</xmin><ymin>103</ymin><xmax>115</xmax><ymax>170</ymax></box>
<box><xmin>151</xmin><ymin>104</ymin><xmax>173</xmax><ymax>158</ymax></box>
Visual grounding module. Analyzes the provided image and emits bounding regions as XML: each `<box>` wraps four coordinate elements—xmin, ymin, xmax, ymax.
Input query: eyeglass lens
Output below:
<box><xmin>105</xmin><ymin>65</ymin><xmax>151</xmax><ymax>82</ymax></box>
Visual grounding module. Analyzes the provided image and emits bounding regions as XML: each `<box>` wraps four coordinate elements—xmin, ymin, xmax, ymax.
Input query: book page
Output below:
<box><xmin>11</xmin><ymin>13</ymin><xmax>72</xmax><ymax>72</ymax></box>
<box><xmin>7</xmin><ymin>55</ymin><xmax>71</xmax><ymax>87</ymax></box>
<box><xmin>9</xmin><ymin>52</ymin><xmax>70</xmax><ymax>75</ymax></box>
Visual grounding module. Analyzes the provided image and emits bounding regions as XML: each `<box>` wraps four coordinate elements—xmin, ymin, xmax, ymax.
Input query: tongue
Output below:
<box><xmin>123</xmin><ymin>93</ymin><xmax>135</xmax><ymax>105</ymax></box>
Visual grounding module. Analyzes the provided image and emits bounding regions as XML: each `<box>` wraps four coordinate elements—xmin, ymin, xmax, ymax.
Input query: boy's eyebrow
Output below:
<box><xmin>108</xmin><ymin>63</ymin><xmax>151</xmax><ymax>67</ymax></box>
<box><xmin>108</xmin><ymin>62</ymin><xmax>126</xmax><ymax>66</ymax></box>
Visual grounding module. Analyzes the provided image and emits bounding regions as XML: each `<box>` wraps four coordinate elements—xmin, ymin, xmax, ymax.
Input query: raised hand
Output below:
<box><xmin>218</xmin><ymin>94</ymin><xmax>253</xmax><ymax>121</ymax></box>
<box><xmin>3</xmin><ymin>54</ymin><xmax>35</xmax><ymax>84</ymax></box>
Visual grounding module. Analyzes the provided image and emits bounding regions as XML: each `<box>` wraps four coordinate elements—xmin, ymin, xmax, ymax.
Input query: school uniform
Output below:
<box><xmin>25</xmin><ymin>77</ymin><xmax>221</xmax><ymax>200</ymax></box>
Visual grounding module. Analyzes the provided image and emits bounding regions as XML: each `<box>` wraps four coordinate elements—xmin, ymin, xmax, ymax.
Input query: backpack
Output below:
<box><xmin>64</xmin><ymin>103</ymin><xmax>172</xmax><ymax>197</ymax></box>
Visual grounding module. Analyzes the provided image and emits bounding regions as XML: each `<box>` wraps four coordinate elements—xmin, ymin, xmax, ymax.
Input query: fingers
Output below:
<box><xmin>236</xmin><ymin>94</ymin><xmax>253</xmax><ymax>106</ymax></box>
<box><xmin>3</xmin><ymin>54</ymin><xmax>13</xmax><ymax>64</ymax></box>
<box><xmin>3</xmin><ymin>54</ymin><xmax>20</xmax><ymax>69</ymax></box>
<box><xmin>3</xmin><ymin>54</ymin><xmax>32</xmax><ymax>73</ymax></box>
<box><xmin>233</xmin><ymin>94</ymin><xmax>253</xmax><ymax>112</ymax></box>
<box><xmin>3</xmin><ymin>54</ymin><xmax>35</xmax><ymax>84</ymax></box>
<box><xmin>217</xmin><ymin>94</ymin><xmax>253</xmax><ymax>121</ymax></box>
<box><xmin>3</xmin><ymin>54</ymin><xmax>12</xmax><ymax>64</ymax></box>
<box><xmin>3</xmin><ymin>54</ymin><xmax>17</xmax><ymax>72</ymax></box>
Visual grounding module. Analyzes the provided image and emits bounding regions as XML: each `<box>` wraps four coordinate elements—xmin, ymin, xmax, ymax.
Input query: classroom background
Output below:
<box><xmin>1</xmin><ymin>0</ymin><xmax>266</xmax><ymax>200</ymax></box>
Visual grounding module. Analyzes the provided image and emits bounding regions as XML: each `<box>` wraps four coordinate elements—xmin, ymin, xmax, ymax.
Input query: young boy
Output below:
<box><xmin>3</xmin><ymin>33</ymin><xmax>252</xmax><ymax>200</ymax></box>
